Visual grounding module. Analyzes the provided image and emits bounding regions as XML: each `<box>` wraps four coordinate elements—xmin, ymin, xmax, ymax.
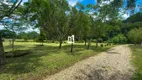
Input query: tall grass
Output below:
<box><xmin>130</xmin><ymin>45</ymin><xmax>142</xmax><ymax>80</ymax></box>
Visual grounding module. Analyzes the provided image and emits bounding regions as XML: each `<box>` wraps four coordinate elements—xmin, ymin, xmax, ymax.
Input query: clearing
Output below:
<box><xmin>45</xmin><ymin>45</ymin><xmax>134</xmax><ymax>80</ymax></box>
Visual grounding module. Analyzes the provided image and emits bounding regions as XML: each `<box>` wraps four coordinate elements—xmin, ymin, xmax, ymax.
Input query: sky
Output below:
<box><xmin>68</xmin><ymin>0</ymin><xmax>96</xmax><ymax>6</ymax></box>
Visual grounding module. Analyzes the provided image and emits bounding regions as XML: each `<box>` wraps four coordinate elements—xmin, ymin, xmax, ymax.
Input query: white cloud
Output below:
<box><xmin>26</xmin><ymin>28</ymin><xmax>39</xmax><ymax>33</ymax></box>
<box><xmin>123</xmin><ymin>14</ymin><xmax>129</xmax><ymax>19</ymax></box>
<box><xmin>0</xmin><ymin>26</ymin><xmax>4</xmax><ymax>30</ymax></box>
<box><xmin>93</xmin><ymin>15</ymin><xmax>97</xmax><ymax>18</ymax></box>
<box><xmin>88</xmin><ymin>11</ymin><xmax>94</xmax><ymax>14</ymax></box>
<box><xmin>99</xmin><ymin>0</ymin><xmax>113</xmax><ymax>7</ymax></box>
<box><xmin>0</xmin><ymin>25</ymin><xmax>39</xmax><ymax>33</ymax></box>
<box><xmin>68</xmin><ymin>0</ymin><xmax>78</xmax><ymax>6</ymax></box>
<box><xmin>21</xmin><ymin>0</ymin><xmax>28</xmax><ymax>5</ymax></box>
<box><xmin>88</xmin><ymin>10</ymin><xmax>96</xmax><ymax>15</ymax></box>
<box><xmin>68</xmin><ymin>0</ymin><xmax>84</xmax><ymax>7</ymax></box>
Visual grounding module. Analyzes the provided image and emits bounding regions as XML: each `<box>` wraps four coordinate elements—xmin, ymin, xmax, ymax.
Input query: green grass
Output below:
<box><xmin>0</xmin><ymin>41</ymin><xmax>113</xmax><ymax>80</ymax></box>
<box><xmin>129</xmin><ymin>45</ymin><xmax>142</xmax><ymax>80</ymax></box>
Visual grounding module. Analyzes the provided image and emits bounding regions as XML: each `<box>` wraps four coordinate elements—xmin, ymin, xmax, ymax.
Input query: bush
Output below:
<box><xmin>77</xmin><ymin>40</ymin><xmax>84</xmax><ymax>43</ymax></box>
<box><xmin>22</xmin><ymin>36</ymin><xmax>28</xmax><ymax>42</ymax></box>
<box><xmin>92</xmin><ymin>39</ymin><xmax>96</xmax><ymax>43</ymax></box>
<box><xmin>34</xmin><ymin>35</ymin><xmax>46</xmax><ymax>43</ymax></box>
<box><xmin>98</xmin><ymin>38</ymin><xmax>103</xmax><ymax>43</ymax></box>
<box><xmin>128</xmin><ymin>28</ymin><xmax>142</xmax><ymax>44</ymax></box>
<box><xmin>110</xmin><ymin>34</ymin><xmax>127</xmax><ymax>44</ymax></box>
<box><xmin>34</xmin><ymin>37</ymin><xmax>40</xmax><ymax>42</ymax></box>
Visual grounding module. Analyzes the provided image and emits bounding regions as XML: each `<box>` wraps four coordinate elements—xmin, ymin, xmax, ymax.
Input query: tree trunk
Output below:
<box><xmin>71</xmin><ymin>38</ymin><xmax>74</xmax><ymax>52</ymax></box>
<box><xmin>59</xmin><ymin>40</ymin><xmax>62</xmax><ymax>49</ymax></box>
<box><xmin>52</xmin><ymin>40</ymin><xmax>55</xmax><ymax>43</ymax></box>
<box><xmin>134</xmin><ymin>42</ymin><xmax>136</xmax><ymax>46</ymax></box>
<box><xmin>87</xmin><ymin>40</ymin><xmax>91</xmax><ymax>50</ymax></box>
<box><xmin>11</xmin><ymin>28</ymin><xmax>15</xmax><ymax>54</ymax></box>
<box><xmin>141</xmin><ymin>41</ymin><xmax>142</xmax><ymax>47</ymax></box>
<box><xmin>96</xmin><ymin>39</ymin><xmax>98</xmax><ymax>48</ymax></box>
<box><xmin>9</xmin><ymin>39</ymin><xmax>12</xmax><ymax>45</ymax></box>
<box><xmin>84</xmin><ymin>39</ymin><xmax>87</xmax><ymax>46</ymax></box>
<box><xmin>41</xmin><ymin>40</ymin><xmax>44</xmax><ymax>46</ymax></box>
<box><xmin>0</xmin><ymin>37</ymin><xmax>6</xmax><ymax>65</ymax></box>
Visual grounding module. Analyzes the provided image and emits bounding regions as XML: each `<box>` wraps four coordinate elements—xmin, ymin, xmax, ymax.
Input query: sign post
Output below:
<box><xmin>67</xmin><ymin>35</ymin><xmax>74</xmax><ymax>52</ymax></box>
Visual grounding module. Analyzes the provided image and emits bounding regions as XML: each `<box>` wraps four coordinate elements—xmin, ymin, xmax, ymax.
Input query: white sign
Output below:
<box><xmin>67</xmin><ymin>35</ymin><xmax>74</xmax><ymax>44</ymax></box>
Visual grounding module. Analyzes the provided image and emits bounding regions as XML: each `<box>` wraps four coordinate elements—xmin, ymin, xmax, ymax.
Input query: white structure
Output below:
<box><xmin>67</xmin><ymin>35</ymin><xmax>74</xmax><ymax>44</ymax></box>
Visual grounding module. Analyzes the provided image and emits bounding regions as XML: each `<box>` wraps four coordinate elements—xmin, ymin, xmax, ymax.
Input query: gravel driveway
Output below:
<box><xmin>44</xmin><ymin>45</ymin><xmax>134</xmax><ymax>80</ymax></box>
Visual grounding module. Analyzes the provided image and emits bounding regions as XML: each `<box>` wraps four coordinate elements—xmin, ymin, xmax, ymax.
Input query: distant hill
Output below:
<box><xmin>124</xmin><ymin>12</ymin><xmax>142</xmax><ymax>23</ymax></box>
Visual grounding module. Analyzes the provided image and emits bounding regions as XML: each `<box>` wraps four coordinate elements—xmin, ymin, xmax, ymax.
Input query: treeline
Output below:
<box><xmin>17</xmin><ymin>31</ymin><xmax>39</xmax><ymax>41</ymax></box>
<box><xmin>0</xmin><ymin>30</ymin><xmax>39</xmax><ymax>41</ymax></box>
<box><xmin>18</xmin><ymin>0</ymin><xmax>141</xmax><ymax>48</ymax></box>
<box><xmin>122</xmin><ymin>12</ymin><xmax>142</xmax><ymax>44</ymax></box>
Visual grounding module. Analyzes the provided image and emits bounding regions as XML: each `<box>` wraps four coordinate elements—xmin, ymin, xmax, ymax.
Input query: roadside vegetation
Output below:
<box><xmin>130</xmin><ymin>45</ymin><xmax>142</xmax><ymax>80</ymax></box>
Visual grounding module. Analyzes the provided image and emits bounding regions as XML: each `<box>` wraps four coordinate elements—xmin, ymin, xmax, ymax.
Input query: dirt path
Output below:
<box><xmin>44</xmin><ymin>45</ymin><xmax>134</xmax><ymax>80</ymax></box>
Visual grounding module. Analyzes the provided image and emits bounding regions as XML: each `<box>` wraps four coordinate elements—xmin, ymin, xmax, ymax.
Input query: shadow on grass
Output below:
<box><xmin>63</xmin><ymin>44</ymin><xmax>112</xmax><ymax>55</ymax></box>
<box><xmin>4</xmin><ymin>45</ymin><xmax>26</xmax><ymax>50</ymax></box>
<box><xmin>0</xmin><ymin>43</ymin><xmax>112</xmax><ymax>79</ymax></box>
<box><xmin>0</xmin><ymin>45</ymin><xmax>57</xmax><ymax>75</ymax></box>
<box><xmin>0</xmin><ymin>54</ymin><xmax>42</xmax><ymax>75</ymax></box>
<box><xmin>0</xmin><ymin>44</ymin><xmax>71</xmax><ymax>75</ymax></box>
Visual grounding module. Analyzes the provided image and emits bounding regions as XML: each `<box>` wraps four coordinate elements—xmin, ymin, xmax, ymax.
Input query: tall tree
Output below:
<box><xmin>68</xmin><ymin>7</ymin><xmax>78</xmax><ymax>52</ymax></box>
<box><xmin>76</xmin><ymin>11</ymin><xmax>91</xmax><ymax>46</ymax></box>
<box><xmin>91</xmin><ymin>19</ymin><xmax>106</xmax><ymax>47</ymax></box>
<box><xmin>0</xmin><ymin>0</ymin><xmax>22</xmax><ymax>65</ymax></box>
<box><xmin>25</xmin><ymin>0</ymin><xmax>70</xmax><ymax>49</ymax></box>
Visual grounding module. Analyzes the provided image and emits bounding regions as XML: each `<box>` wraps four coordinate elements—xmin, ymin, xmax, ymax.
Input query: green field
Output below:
<box><xmin>130</xmin><ymin>45</ymin><xmax>142</xmax><ymax>80</ymax></box>
<box><xmin>0</xmin><ymin>41</ymin><xmax>113</xmax><ymax>80</ymax></box>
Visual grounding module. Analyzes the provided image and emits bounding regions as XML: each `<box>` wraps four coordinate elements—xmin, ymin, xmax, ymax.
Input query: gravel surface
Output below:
<box><xmin>44</xmin><ymin>45</ymin><xmax>134</xmax><ymax>80</ymax></box>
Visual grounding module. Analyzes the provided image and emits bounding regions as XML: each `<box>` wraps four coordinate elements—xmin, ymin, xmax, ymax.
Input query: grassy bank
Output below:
<box><xmin>130</xmin><ymin>45</ymin><xmax>142</xmax><ymax>80</ymax></box>
<box><xmin>0</xmin><ymin>41</ymin><xmax>113</xmax><ymax>80</ymax></box>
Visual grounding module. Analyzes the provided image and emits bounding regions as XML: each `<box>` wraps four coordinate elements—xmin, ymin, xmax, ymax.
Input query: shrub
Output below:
<box><xmin>110</xmin><ymin>34</ymin><xmax>127</xmax><ymax>44</ymax></box>
<box><xmin>22</xmin><ymin>36</ymin><xmax>28</xmax><ymax>42</ymax></box>
<box><xmin>128</xmin><ymin>28</ymin><xmax>142</xmax><ymax>44</ymax></box>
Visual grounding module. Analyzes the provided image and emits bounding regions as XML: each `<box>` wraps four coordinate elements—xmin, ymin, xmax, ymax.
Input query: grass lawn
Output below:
<box><xmin>0</xmin><ymin>40</ymin><xmax>113</xmax><ymax>80</ymax></box>
<box><xmin>130</xmin><ymin>45</ymin><xmax>142</xmax><ymax>80</ymax></box>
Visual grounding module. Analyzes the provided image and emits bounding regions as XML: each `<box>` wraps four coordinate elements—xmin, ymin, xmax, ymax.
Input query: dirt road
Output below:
<box><xmin>44</xmin><ymin>45</ymin><xmax>134</xmax><ymax>80</ymax></box>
